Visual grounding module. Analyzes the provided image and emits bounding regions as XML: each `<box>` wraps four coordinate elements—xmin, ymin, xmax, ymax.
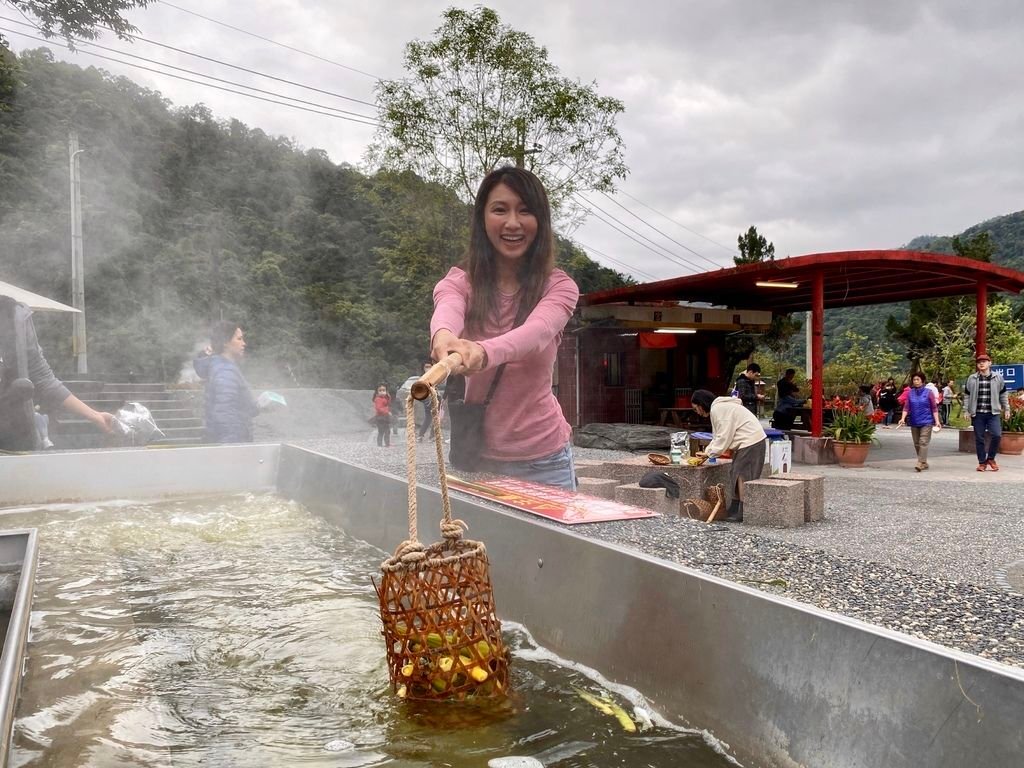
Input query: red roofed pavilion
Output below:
<box><xmin>580</xmin><ymin>250</ymin><xmax>1024</xmax><ymax>437</ymax></box>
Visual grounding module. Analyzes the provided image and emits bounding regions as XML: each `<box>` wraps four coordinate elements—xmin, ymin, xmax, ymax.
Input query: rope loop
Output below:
<box><xmin>440</xmin><ymin>518</ymin><xmax>467</xmax><ymax>540</ymax></box>
<box><xmin>392</xmin><ymin>539</ymin><xmax>425</xmax><ymax>561</ymax></box>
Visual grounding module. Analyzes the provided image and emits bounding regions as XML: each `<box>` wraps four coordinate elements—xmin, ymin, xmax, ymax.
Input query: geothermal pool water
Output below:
<box><xmin>1</xmin><ymin>494</ymin><xmax>732</xmax><ymax>767</ymax></box>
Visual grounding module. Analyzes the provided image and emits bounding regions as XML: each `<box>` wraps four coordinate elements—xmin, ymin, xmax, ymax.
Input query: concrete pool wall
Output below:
<box><xmin>2</xmin><ymin>444</ymin><xmax>1023</xmax><ymax>768</ymax></box>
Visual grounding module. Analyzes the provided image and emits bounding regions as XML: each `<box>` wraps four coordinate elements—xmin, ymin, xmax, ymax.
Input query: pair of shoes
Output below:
<box><xmin>987</xmin><ymin>458</ymin><xmax>999</xmax><ymax>471</ymax></box>
<box><xmin>977</xmin><ymin>463</ymin><xmax>987</xmax><ymax>472</ymax></box>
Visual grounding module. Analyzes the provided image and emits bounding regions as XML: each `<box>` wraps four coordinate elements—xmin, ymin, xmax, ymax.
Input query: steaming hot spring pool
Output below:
<box><xmin>1</xmin><ymin>493</ymin><xmax>733</xmax><ymax>767</ymax></box>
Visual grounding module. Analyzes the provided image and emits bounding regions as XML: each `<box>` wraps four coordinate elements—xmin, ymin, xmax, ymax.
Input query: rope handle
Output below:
<box><xmin>403</xmin><ymin>379</ymin><xmax>462</xmax><ymax>554</ymax></box>
<box><xmin>412</xmin><ymin>352</ymin><xmax>461</xmax><ymax>401</ymax></box>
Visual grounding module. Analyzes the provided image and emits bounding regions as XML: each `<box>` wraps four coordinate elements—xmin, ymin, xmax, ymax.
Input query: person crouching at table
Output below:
<box><xmin>691</xmin><ymin>388</ymin><xmax>768</xmax><ymax>523</ymax></box>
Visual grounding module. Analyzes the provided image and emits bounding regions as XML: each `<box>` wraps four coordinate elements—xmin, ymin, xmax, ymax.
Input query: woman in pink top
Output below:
<box><xmin>430</xmin><ymin>167</ymin><xmax>579</xmax><ymax>489</ymax></box>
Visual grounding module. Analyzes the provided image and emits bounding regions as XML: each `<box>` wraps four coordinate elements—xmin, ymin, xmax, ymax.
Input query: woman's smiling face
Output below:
<box><xmin>483</xmin><ymin>182</ymin><xmax>537</xmax><ymax>265</ymax></box>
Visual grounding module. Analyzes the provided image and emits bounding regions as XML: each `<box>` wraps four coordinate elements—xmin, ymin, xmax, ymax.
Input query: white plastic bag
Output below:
<box><xmin>257</xmin><ymin>391</ymin><xmax>288</xmax><ymax>410</ymax></box>
<box><xmin>113</xmin><ymin>402</ymin><xmax>166</xmax><ymax>446</ymax></box>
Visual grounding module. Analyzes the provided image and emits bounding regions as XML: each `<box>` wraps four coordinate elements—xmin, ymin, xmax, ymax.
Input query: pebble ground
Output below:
<box><xmin>294</xmin><ymin>427</ymin><xmax>1024</xmax><ymax>670</ymax></box>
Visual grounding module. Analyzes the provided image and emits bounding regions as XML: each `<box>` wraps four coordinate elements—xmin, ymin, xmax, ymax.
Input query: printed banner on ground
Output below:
<box><xmin>446</xmin><ymin>476</ymin><xmax>659</xmax><ymax>524</ymax></box>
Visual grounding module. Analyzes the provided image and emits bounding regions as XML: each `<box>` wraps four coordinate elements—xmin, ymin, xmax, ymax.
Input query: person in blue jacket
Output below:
<box><xmin>194</xmin><ymin>321</ymin><xmax>258</xmax><ymax>443</ymax></box>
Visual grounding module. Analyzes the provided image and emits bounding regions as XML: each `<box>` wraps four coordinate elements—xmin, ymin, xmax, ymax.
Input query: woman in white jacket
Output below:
<box><xmin>692</xmin><ymin>388</ymin><xmax>768</xmax><ymax>522</ymax></box>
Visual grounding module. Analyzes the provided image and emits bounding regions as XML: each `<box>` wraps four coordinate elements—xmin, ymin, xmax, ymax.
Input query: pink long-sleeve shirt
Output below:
<box><xmin>430</xmin><ymin>266</ymin><xmax>579</xmax><ymax>461</ymax></box>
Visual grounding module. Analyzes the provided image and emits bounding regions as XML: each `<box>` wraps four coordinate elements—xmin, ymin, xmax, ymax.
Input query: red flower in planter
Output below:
<box><xmin>1002</xmin><ymin>392</ymin><xmax>1024</xmax><ymax>432</ymax></box>
<box><xmin>825</xmin><ymin>396</ymin><xmax>879</xmax><ymax>444</ymax></box>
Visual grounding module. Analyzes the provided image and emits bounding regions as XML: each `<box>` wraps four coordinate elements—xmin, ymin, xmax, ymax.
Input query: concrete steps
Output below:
<box><xmin>48</xmin><ymin>381</ymin><xmax>205</xmax><ymax>449</ymax></box>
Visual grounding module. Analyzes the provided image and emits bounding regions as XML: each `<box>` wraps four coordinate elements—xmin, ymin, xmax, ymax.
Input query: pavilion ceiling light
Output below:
<box><xmin>653</xmin><ymin>328</ymin><xmax>697</xmax><ymax>334</ymax></box>
<box><xmin>755</xmin><ymin>281</ymin><xmax>800</xmax><ymax>289</ymax></box>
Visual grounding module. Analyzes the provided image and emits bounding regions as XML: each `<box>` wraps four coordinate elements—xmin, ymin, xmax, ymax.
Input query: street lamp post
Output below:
<box><xmin>69</xmin><ymin>132</ymin><xmax>87</xmax><ymax>374</ymax></box>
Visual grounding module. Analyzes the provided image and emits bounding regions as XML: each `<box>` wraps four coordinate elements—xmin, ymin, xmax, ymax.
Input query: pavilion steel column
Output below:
<box><xmin>976</xmin><ymin>281</ymin><xmax>988</xmax><ymax>356</ymax></box>
<box><xmin>811</xmin><ymin>271</ymin><xmax>824</xmax><ymax>437</ymax></box>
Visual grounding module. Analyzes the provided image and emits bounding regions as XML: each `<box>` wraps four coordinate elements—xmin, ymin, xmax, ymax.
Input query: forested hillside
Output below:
<box><xmin>0</xmin><ymin>49</ymin><xmax>629</xmax><ymax>387</ymax></box>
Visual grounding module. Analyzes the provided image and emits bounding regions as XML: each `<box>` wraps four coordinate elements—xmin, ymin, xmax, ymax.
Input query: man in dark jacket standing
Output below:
<box><xmin>734</xmin><ymin>362</ymin><xmax>763</xmax><ymax>415</ymax></box>
<box><xmin>194</xmin><ymin>321</ymin><xmax>258</xmax><ymax>443</ymax></box>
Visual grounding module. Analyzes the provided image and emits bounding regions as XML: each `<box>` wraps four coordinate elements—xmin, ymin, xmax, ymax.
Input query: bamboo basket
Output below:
<box><xmin>374</xmin><ymin>357</ymin><xmax>509</xmax><ymax>701</ymax></box>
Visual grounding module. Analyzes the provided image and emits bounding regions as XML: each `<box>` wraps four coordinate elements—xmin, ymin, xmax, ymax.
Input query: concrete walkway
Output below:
<box><xmin>748</xmin><ymin>426</ymin><xmax>1024</xmax><ymax>593</ymax></box>
<box><xmin>812</xmin><ymin>423</ymin><xmax>1024</xmax><ymax>481</ymax></box>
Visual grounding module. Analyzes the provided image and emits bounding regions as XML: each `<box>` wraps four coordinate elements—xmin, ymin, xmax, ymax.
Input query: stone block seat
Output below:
<box><xmin>790</xmin><ymin>434</ymin><xmax>837</xmax><ymax>465</ymax></box>
<box><xmin>573</xmin><ymin>459</ymin><xmax>610</xmax><ymax>479</ymax></box>
<box><xmin>742</xmin><ymin>478</ymin><xmax>805</xmax><ymax>528</ymax></box>
<box><xmin>593</xmin><ymin>456</ymin><xmax>732</xmax><ymax>502</ymax></box>
<box><xmin>575</xmin><ymin>477</ymin><xmax>620</xmax><ymax>499</ymax></box>
<box><xmin>774</xmin><ymin>473</ymin><xmax>825</xmax><ymax>522</ymax></box>
<box><xmin>613</xmin><ymin>483</ymin><xmax>679</xmax><ymax>515</ymax></box>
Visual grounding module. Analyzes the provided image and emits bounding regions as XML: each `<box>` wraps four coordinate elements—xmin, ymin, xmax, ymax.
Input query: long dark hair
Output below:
<box><xmin>464</xmin><ymin>166</ymin><xmax>555</xmax><ymax>337</ymax></box>
<box><xmin>692</xmin><ymin>389</ymin><xmax>716</xmax><ymax>412</ymax></box>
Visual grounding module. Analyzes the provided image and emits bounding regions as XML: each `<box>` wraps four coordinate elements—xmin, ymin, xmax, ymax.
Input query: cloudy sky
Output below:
<box><xmin>5</xmin><ymin>0</ymin><xmax>1024</xmax><ymax>281</ymax></box>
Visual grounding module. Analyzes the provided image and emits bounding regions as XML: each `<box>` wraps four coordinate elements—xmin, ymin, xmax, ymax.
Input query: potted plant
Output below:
<box><xmin>999</xmin><ymin>392</ymin><xmax>1024</xmax><ymax>455</ymax></box>
<box><xmin>824</xmin><ymin>396</ymin><xmax>885</xmax><ymax>467</ymax></box>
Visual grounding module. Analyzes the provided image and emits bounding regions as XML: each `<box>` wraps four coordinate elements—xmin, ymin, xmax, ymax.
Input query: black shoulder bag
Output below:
<box><xmin>446</xmin><ymin>364</ymin><xmax>508</xmax><ymax>472</ymax></box>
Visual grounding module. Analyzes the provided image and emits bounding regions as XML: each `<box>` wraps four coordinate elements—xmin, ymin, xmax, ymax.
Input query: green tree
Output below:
<box><xmin>367</xmin><ymin>6</ymin><xmax>627</xmax><ymax>224</ymax></box>
<box><xmin>922</xmin><ymin>299</ymin><xmax>1024</xmax><ymax>384</ymax></box>
<box><xmin>735</xmin><ymin>225</ymin><xmax>775</xmax><ymax>265</ymax></box>
<box><xmin>556</xmin><ymin>241</ymin><xmax>634</xmax><ymax>293</ymax></box>
<box><xmin>886</xmin><ymin>231</ymin><xmax>995</xmax><ymax>367</ymax></box>
<box><xmin>1</xmin><ymin>1</ymin><xmax>150</xmax><ymax>48</ymax></box>
<box><xmin>822</xmin><ymin>331</ymin><xmax>902</xmax><ymax>396</ymax></box>
<box><xmin>951</xmin><ymin>231</ymin><xmax>995</xmax><ymax>263</ymax></box>
<box><xmin>1</xmin><ymin>51</ymin><xmax>629</xmax><ymax>387</ymax></box>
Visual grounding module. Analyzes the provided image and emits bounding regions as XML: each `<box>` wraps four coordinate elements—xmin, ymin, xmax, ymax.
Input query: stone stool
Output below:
<box><xmin>614</xmin><ymin>482</ymin><xmax>678</xmax><ymax>515</ymax></box>
<box><xmin>742</xmin><ymin>479</ymin><xmax>804</xmax><ymax>528</ymax></box>
<box><xmin>576</xmin><ymin>477</ymin><xmax>620</xmax><ymax>499</ymax></box>
<box><xmin>574</xmin><ymin>459</ymin><xmax>609</xmax><ymax>478</ymax></box>
<box><xmin>775</xmin><ymin>473</ymin><xmax>825</xmax><ymax>522</ymax></box>
<box><xmin>599</xmin><ymin>456</ymin><xmax>731</xmax><ymax>501</ymax></box>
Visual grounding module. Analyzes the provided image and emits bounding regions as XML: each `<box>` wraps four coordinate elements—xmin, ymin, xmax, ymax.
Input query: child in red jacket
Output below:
<box><xmin>372</xmin><ymin>384</ymin><xmax>392</xmax><ymax>447</ymax></box>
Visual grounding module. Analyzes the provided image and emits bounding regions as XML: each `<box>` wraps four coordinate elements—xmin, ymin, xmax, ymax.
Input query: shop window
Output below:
<box><xmin>603</xmin><ymin>352</ymin><xmax>623</xmax><ymax>386</ymax></box>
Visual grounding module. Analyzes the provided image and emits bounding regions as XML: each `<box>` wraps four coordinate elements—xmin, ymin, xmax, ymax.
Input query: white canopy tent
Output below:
<box><xmin>0</xmin><ymin>281</ymin><xmax>80</xmax><ymax>313</ymax></box>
